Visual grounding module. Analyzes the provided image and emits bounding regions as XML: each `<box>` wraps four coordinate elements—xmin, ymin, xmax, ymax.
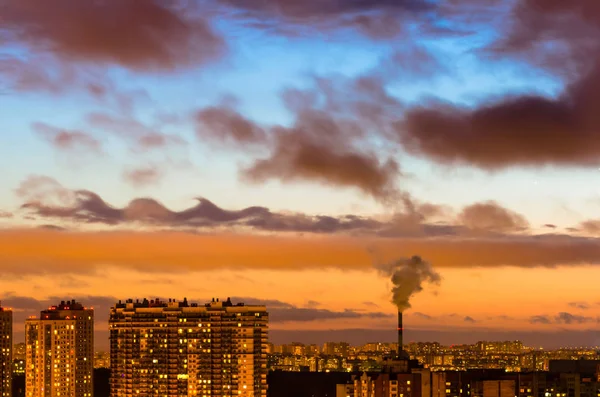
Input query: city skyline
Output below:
<box><xmin>1</xmin><ymin>295</ymin><xmax>599</xmax><ymax>350</ymax></box>
<box><xmin>2</xmin><ymin>0</ymin><xmax>600</xmax><ymax>348</ymax></box>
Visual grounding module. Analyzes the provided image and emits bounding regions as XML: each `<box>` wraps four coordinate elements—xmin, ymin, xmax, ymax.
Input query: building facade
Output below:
<box><xmin>0</xmin><ymin>304</ymin><xmax>12</xmax><ymax>397</ymax></box>
<box><xmin>25</xmin><ymin>300</ymin><xmax>94</xmax><ymax>397</ymax></box>
<box><xmin>109</xmin><ymin>297</ymin><xmax>268</xmax><ymax>397</ymax></box>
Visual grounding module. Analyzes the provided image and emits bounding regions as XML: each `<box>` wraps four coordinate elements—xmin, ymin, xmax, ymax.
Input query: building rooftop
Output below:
<box><xmin>0</xmin><ymin>301</ymin><xmax>11</xmax><ymax>312</ymax></box>
<box><xmin>112</xmin><ymin>297</ymin><xmax>266</xmax><ymax>310</ymax></box>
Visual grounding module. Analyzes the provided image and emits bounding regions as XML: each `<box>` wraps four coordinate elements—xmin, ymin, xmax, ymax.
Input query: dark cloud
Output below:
<box><xmin>529</xmin><ymin>315</ymin><xmax>551</xmax><ymax>325</ymax></box>
<box><xmin>14</xmin><ymin>176</ymin><xmax>531</xmax><ymax>238</ymax></box>
<box><xmin>17</xmin><ymin>181</ymin><xmax>441</xmax><ymax>235</ymax></box>
<box><xmin>204</xmin><ymin>297</ymin><xmax>390</xmax><ymax>323</ymax></box>
<box><xmin>398</xmin><ymin>1</ymin><xmax>600</xmax><ymax>170</ymax></box>
<box><xmin>495</xmin><ymin>0</ymin><xmax>600</xmax><ymax>74</ymax></box>
<box><xmin>20</xmin><ymin>191</ymin><xmax>269</xmax><ymax>227</ymax></box>
<box><xmin>0</xmin><ymin>293</ymin><xmax>117</xmax><ymax>324</ymax></box>
<box><xmin>544</xmin><ymin>224</ymin><xmax>557</xmax><ymax>229</ymax></box>
<box><xmin>123</xmin><ymin>166</ymin><xmax>163</xmax><ymax>188</ymax></box>
<box><xmin>38</xmin><ymin>225</ymin><xmax>67</xmax><ymax>231</ymax></box>
<box><xmin>1</xmin><ymin>0</ymin><xmax>225</xmax><ymax>71</ymax></box>
<box><xmin>567</xmin><ymin>302</ymin><xmax>590</xmax><ymax>310</ymax></box>
<box><xmin>272</xmin><ymin>307</ymin><xmax>390</xmax><ymax>323</ymax></box>
<box><xmin>458</xmin><ymin>201</ymin><xmax>529</xmax><ymax>233</ymax></box>
<box><xmin>269</xmin><ymin>328</ymin><xmax>600</xmax><ymax>349</ymax></box>
<box><xmin>362</xmin><ymin>301</ymin><xmax>379</xmax><ymax>308</ymax></box>
<box><xmin>190</xmin><ymin>76</ymin><xmax>403</xmax><ymax>201</ymax></box>
<box><xmin>305</xmin><ymin>300</ymin><xmax>320</xmax><ymax>309</ymax></box>
<box><xmin>464</xmin><ymin>316</ymin><xmax>476</xmax><ymax>323</ymax></box>
<box><xmin>555</xmin><ymin>312</ymin><xmax>594</xmax><ymax>325</ymax></box>
<box><xmin>242</xmin><ymin>77</ymin><xmax>403</xmax><ymax>201</ymax></box>
<box><xmin>33</xmin><ymin>122</ymin><xmax>102</xmax><ymax>154</ymax></box>
<box><xmin>195</xmin><ymin>105</ymin><xmax>267</xmax><ymax>145</ymax></box>
<box><xmin>411</xmin><ymin>312</ymin><xmax>433</xmax><ymax>320</ymax></box>
<box><xmin>529</xmin><ymin>312</ymin><xmax>595</xmax><ymax>325</ymax></box>
<box><xmin>244</xmin><ymin>132</ymin><xmax>400</xmax><ymax>200</ymax></box>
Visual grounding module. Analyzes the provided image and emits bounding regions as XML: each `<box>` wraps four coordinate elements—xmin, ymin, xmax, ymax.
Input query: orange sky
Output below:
<box><xmin>1</xmin><ymin>229</ymin><xmax>598</xmax><ymax>344</ymax></box>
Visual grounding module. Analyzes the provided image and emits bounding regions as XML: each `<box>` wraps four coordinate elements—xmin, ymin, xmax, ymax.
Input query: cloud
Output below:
<box><xmin>464</xmin><ymin>316</ymin><xmax>476</xmax><ymax>323</ymax></box>
<box><xmin>567</xmin><ymin>302</ymin><xmax>590</xmax><ymax>310</ymax></box>
<box><xmin>579</xmin><ymin>220</ymin><xmax>600</xmax><ymax>236</ymax></box>
<box><xmin>195</xmin><ymin>105</ymin><xmax>267</xmax><ymax>145</ymax></box>
<box><xmin>15</xmin><ymin>176</ymin><xmax>426</xmax><ymax>235</ymax></box>
<box><xmin>241</xmin><ymin>77</ymin><xmax>403</xmax><ymax>201</ymax></box>
<box><xmin>20</xmin><ymin>191</ymin><xmax>269</xmax><ymax>227</ymax></box>
<box><xmin>0</xmin><ymin>211</ymin><xmax>13</xmax><ymax>219</ymax></box>
<box><xmin>529</xmin><ymin>315</ymin><xmax>551</xmax><ymax>325</ymax></box>
<box><xmin>220</xmin><ymin>0</ymin><xmax>434</xmax><ymax>38</ymax></box>
<box><xmin>0</xmin><ymin>56</ymin><xmax>150</xmax><ymax>112</ymax></box>
<box><xmin>2</xmin><ymin>0</ymin><xmax>225</xmax><ymax>71</ymax></box>
<box><xmin>3</xmin><ymin>230</ymin><xmax>600</xmax><ymax>276</ymax></box>
<box><xmin>15</xmin><ymin>175</ymin><xmax>75</xmax><ymax>207</ymax></box>
<box><xmin>14</xmin><ymin>177</ymin><xmax>534</xmax><ymax>238</ymax></box>
<box><xmin>244</xmin><ymin>133</ymin><xmax>400</xmax><ymax>200</ymax></box>
<box><xmin>271</xmin><ymin>307</ymin><xmax>390</xmax><ymax>323</ymax></box>
<box><xmin>529</xmin><ymin>312</ymin><xmax>595</xmax><ymax>325</ymax></box>
<box><xmin>0</xmin><ymin>293</ymin><xmax>117</xmax><ymax>324</ymax></box>
<box><xmin>18</xmin><ymin>185</ymin><xmax>451</xmax><ymax>236</ymax></box>
<box><xmin>555</xmin><ymin>312</ymin><xmax>594</xmax><ymax>325</ymax></box>
<box><xmin>362</xmin><ymin>301</ymin><xmax>379</xmax><ymax>308</ymax></box>
<box><xmin>269</xmin><ymin>328</ymin><xmax>600</xmax><ymax>348</ymax></box>
<box><xmin>397</xmin><ymin>1</ymin><xmax>600</xmax><ymax>170</ymax></box>
<box><xmin>458</xmin><ymin>201</ymin><xmax>529</xmax><ymax>233</ymax></box>
<box><xmin>33</xmin><ymin>122</ymin><xmax>102</xmax><ymax>154</ymax></box>
<box><xmin>1</xmin><ymin>294</ymin><xmax>389</xmax><ymax>327</ymax></box>
<box><xmin>544</xmin><ymin>224</ymin><xmax>557</xmax><ymax>229</ymax></box>
<box><xmin>190</xmin><ymin>76</ymin><xmax>404</xmax><ymax>201</ymax></box>
<box><xmin>86</xmin><ymin>113</ymin><xmax>187</xmax><ymax>152</ymax></box>
<box><xmin>123</xmin><ymin>166</ymin><xmax>163</xmax><ymax>188</ymax></box>
<box><xmin>305</xmin><ymin>300</ymin><xmax>320</xmax><ymax>309</ymax></box>
<box><xmin>411</xmin><ymin>312</ymin><xmax>433</xmax><ymax>320</ymax></box>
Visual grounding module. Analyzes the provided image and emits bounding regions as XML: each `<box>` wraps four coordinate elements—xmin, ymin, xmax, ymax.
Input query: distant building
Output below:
<box><xmin>13</xmin><ymin>343</ymin><xmax>25</xmax><ymax>361</ymax></box>
<box><xmin>93</xmin><ymin>351</ymin><xmax>110</xmax><ymax>369</ymax></box>
<box><xmin>109</xmin><ymin>297</ymin><xmax>268</xmax><ymax>397</ymax></box>
<box><xmin>25</xmin><ymin>300</ymin><xmax>94</xmax><ymax>397</ymax></box>
<box><xmin>0</xmin><ymin>303</ymin><xmax>12</xmax><ymax>397</ymax></box>
<box><xmin>13</xmin><ymin>342</ymin><xmax>26</xmax><ymax>376</ymax></box>
<box><xmin>12</xmin><ymin>359</ymin><xmax>25</xmax><ymax>375</ymax></box>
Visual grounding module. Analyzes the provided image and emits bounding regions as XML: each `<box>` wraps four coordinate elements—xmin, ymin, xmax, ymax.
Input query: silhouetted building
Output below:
<box><xmin>109</xmin><ymin>297</ymin><xmax>268</xmax><ymax>397</ymax></box>
<box><xmin>267</xmin><ymin>371</ymin><xmax>352</xmax><ymax>397</ymax></box>
<box><xmin>0</xmin><ymin>303</ymin><xmax>12</xmax><ymax>397</ymax></box>
<box><xmin>25</xmin><ymin>300</ymin><xmax>94</xmax><ymax>397</ymax></box>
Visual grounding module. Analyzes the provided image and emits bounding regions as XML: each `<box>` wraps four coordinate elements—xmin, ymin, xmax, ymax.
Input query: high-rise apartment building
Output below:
<box><xmin>109</xmin><ymin>297</ymin><xmax>268</xmax><ymax>397</ymax></box>
<box><xmin>25</xmin><ymin>300</ymin><xmax>94</xmax><ymax>397</ymax></box>
<box><xmin>0</xmin><ymin>303</ymin><xmax>12</xmax><ymax>397</ymax></box>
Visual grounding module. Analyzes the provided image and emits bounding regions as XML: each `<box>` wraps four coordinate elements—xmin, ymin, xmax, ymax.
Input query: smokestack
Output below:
<box><xmin>397</xmin><ymin>311</ymin><xmax>403</xmax><ymax>357</ymax></box>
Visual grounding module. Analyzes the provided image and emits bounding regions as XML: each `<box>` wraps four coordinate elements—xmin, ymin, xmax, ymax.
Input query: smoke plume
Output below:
<box><xmin>377</xmin><ymin>255</ymin><xmax>441</xmax><ymax>311</ymax></box>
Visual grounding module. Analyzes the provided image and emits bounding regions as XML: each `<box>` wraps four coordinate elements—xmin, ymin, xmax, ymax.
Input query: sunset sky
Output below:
<box><xmin>1</xmin><ymin>0</ymin><xmax>600</xmax><ymax>349</ymax></box>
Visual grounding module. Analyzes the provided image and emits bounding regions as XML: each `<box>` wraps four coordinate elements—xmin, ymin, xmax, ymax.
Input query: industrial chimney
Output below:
<box><xmin>397</xmin><ymin>311</ymin><xmax>404</xmax><ymax>357</ymax></box>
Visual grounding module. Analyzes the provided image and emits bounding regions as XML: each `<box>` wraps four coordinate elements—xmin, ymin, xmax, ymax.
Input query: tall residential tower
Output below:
<box><xmin>0</xmin><ymin>303</ymin><xmax>12</xmax><ymax>397</ymax></box>
<box><xmin>110</xmin><ymin>297</ymin><xmax>269</xmax><ymax>397</ymax></box>
<box><xmin>26</xmin><ymin>300</ymin><xmax>94</xmax><ymax>397</ymax></box>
